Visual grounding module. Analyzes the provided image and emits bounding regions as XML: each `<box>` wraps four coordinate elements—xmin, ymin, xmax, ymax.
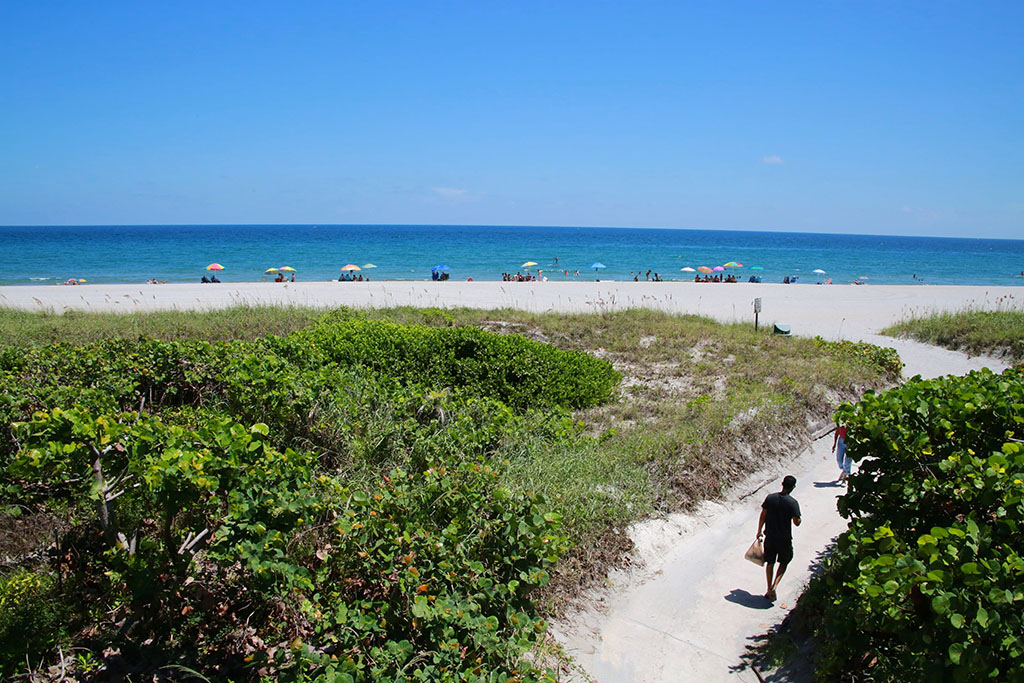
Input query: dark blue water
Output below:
<box><xmin>1</xmin><ymin>224</ymin><xmax>1022</xmax><ymax>286</ymax></box>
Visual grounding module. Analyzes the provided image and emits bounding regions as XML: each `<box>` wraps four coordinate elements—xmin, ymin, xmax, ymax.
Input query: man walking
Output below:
<box><xmin>756</xmin><ymin>475</ymin><xmax>802</xmax><ymax>601</ymax></box>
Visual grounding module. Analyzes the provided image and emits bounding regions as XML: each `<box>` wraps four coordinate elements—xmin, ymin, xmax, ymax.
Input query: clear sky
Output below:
<box><xmin>1</xmin><ymin>1</ymin><xmax>1021</xmax><ymax>237</ymax></box>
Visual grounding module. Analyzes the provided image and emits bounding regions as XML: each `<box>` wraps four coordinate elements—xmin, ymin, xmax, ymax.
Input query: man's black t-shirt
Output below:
<box><xmin>762</xmin><ymin>492</ymin><xmax>801</xmax><ymax>542</ymax></box>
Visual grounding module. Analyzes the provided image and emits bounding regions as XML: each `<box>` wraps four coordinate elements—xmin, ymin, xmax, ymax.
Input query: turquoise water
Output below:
<box><xmin>2</xmin><ymin>224</ymin><xmax>1022</xmax><ymax>286</ymax></box>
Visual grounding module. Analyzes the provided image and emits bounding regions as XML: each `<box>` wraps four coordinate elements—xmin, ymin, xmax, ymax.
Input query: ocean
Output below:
<box><xmin>1</xmin><ymin>224</ymin><xmax>1022</xmax><ymax>287</ymax></box>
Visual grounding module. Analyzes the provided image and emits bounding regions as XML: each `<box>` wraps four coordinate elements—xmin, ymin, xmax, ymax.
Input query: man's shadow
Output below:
<box><xmin>813</xmin><ymin>480</ymin><xmax>843</xmax><ymax>488</ymax></box>
<box><xmin>724</xmin><ymin>588</ymin><xmax>772</xmax><ymax>610</ymax></box>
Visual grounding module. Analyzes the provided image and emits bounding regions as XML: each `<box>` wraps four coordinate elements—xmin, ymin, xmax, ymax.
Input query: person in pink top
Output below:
<box><xmin>832</xmin><ymin>423</ymin><xmax>850</xmax><ymax>481</ymax></box>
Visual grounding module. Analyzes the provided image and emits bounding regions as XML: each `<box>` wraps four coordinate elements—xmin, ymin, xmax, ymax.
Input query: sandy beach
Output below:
<box><xmin>3</xmin><ymin>280</ymin><xmax>1021</xmax><ymax>331</ymax></box>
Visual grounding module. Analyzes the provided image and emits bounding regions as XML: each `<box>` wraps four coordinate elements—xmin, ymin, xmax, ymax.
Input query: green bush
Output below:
<box><xmin>812</xmin><ymin>366</ymin><xmax>1024</xmax><ymax>681</ymax></box>
<box><xmin>0</xmin><ymin>569</ymin><xmax>70</xmax><ymax>676</ymax></box>
<box><xmin>294</xmin><ymin>313</ymin><xmax>620</xmax><ymax>410</ymax></box>
<box><xmin>0</xmin><ymin>312</ymin><xmax>595</xmax><ymax>679</ymax></box>
<box><xmin>812</xmin><ymin>337</ymin><xmax>904</xmax><ymax>382</ymax></box>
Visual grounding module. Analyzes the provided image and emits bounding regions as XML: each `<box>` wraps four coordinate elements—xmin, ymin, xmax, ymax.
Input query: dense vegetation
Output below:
<box><xmin>884</xmin><ymin>308</ymin><xmax>1024</xmax><ymax>362</ymax></box>
<box><xmin>0</xmin><ymin>306</ymin><xmax>900</xmax><ymax>680</ymax></box>
<box><xmin>797</xmin><ymin>365</ymin><xmax>1024</xmax><ymax>681</ymax></box>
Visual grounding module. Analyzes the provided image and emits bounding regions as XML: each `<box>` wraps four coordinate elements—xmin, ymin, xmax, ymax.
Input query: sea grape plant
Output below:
<box><xmin>813</xmin><ymin>366</ymin><xmax>1024</xmax><ymax>681</ymax></box>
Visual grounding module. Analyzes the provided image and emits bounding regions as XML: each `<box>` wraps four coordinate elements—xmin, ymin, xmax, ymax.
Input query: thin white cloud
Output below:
<box><xmin>432</xmin><ymin>187</ymin><xmax>469</xmax><ymax>200</ymax></box>
<box><xmin>761</xmin><ymin>155</ymin><xmax>784</xmax><ymax>164</ymax></box>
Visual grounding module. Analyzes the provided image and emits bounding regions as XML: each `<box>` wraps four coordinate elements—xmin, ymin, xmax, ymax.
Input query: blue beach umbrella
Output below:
<box><xmin>431</xmin><ymin>264</ymin><xmax>450</xmax><ymax>272</ymax></box>
<box><xmin>590</xmin><ymin>262</ymin><xmax>606</xmax><ymax>271</ymax></box>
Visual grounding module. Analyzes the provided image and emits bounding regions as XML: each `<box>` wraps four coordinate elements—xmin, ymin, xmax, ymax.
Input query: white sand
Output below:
<box><xmin>2</xmin><ymin>280</ymin><xmax>1020</xmax><ymax>682</ymax></box>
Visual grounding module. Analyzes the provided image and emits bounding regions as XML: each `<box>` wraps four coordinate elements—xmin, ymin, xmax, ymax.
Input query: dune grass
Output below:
<box><xmin>883</xmin><ymin>309</ymin><xmax>1024</xmax><ymax>362</ymax></box>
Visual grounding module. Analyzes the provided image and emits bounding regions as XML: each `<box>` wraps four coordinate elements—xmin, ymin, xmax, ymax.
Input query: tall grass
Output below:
<box><xmin>0</xmin><ymin>305</ymin><xmax>321</xmax><ymax>346</ymax></box>
<box><xmin>883</xmin><ymin>309</ymin><xmax>1024</xmax><ymax>361</ymax></box>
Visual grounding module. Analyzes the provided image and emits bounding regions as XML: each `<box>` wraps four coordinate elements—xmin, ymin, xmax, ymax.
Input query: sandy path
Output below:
<box><xmin>545</xmin><ymin>305</ymin><xmax>1011</xmax><ymax>681</ymax></box>
<box><xmin>2</xmin><ymin>280</ymin><xmax>1018</xmax><ymax>681</ymax></box>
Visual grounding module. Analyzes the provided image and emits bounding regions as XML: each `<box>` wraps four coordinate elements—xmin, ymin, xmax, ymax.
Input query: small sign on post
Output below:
<box><xmin>753</xmin><ymin>297</ymin><xmax>762</xmax><ymax>330</ymax></box>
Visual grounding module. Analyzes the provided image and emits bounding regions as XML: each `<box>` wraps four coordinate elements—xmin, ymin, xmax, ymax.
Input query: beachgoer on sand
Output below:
<box><xmin>756</xmin><ymin>475</ymin><xmax>801</xmax><ymax>602</ymax></box>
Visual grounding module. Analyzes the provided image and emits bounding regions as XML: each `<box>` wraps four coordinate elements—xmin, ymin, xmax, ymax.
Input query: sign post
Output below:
<box><xmin>753</xmin><ymin>297</ymin><xmax>762</xmax><ymax>330</ymax></box>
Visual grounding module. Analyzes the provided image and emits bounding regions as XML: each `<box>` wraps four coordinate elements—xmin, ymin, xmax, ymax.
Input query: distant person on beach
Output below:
<box><xmin>830</xmin><ymin>422</ymin><xmax>851</xmax><ymax>481</ymax></box>
<box><xmin>211</xmin><ymin>274</ymin><xmax>220</xmax><ymax>283</ymax></box>
<box><xmin>201</xmin><ymin>275</ymin><xmax>211</xmax><ymax>283</ymax></box>
<box><xmin>756</xmin><ymin>475</ymin><xmax>802</xmax><ymax>602</ymax></box>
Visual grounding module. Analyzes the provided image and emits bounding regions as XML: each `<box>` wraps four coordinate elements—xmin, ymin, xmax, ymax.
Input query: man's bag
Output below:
<box><xmin>744</xmin><ymin>539</ymin><xmax>765</xmax><ymax>566</ymax></box>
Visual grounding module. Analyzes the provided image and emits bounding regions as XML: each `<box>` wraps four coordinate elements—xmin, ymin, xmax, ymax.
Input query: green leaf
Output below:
<box><xmin>949</xmin><ymin>642</ymin><xmax>964</xmax><ymax>664</ymax></box>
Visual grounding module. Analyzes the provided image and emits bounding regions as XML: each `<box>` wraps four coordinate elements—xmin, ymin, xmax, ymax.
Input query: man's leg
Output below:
<box><xmin>771</xmin><ymin>562</ymin><xmax>789</xmax><ymax>591</ymax></box>
<box><xmin>765</xmin><ymin>562</ymin><xmax>775</xmax><ymax>594</ymax></box>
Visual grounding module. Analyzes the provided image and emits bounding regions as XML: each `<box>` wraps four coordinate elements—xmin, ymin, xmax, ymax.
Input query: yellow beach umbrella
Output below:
<box><xmin>265</xmin><ymin>268</ymin><xmax>278</xmax><ymax>274</ymax></box>
<box><xmin>341</xmin><ymin>264</ymin><xmax>361</xmax><ymax>271</ymax></box>
<box><xmin>521</xmin><ymin>261</ymin><xmax>538</xmax><ymax>268</ymax></box>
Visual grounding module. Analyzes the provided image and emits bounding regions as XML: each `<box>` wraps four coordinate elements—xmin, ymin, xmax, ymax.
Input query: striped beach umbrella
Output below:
<box><xmin>697</xmin><ymin>266</ymin><xmax>713</xmax><ymax>274</ymax></box>
<box><xmin>279</xmin><ymin>266</ymin><xmax>296</xmax><ymax>273</ymax></box>
<box><xmin>206</xmin><ymin>263</ymin><xmax>224</xmax><ymax>271</ymax></box>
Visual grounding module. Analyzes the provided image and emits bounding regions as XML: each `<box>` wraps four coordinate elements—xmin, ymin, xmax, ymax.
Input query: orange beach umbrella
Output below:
<box><xmin>697</xmin><ymin>266</ymin><xmax>713</xmax><ymax>274</ymax></box>
<box><xmin>341</xmin><ymin>264</ymin><xmax>362</xmax><ymax>271</ymax></box>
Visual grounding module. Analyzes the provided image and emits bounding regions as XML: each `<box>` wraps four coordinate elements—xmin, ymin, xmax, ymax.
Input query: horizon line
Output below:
<box><xmin>1</xmin><ymin>222</ymin><xmax>1020</xmax><ymax>242</ymax></box>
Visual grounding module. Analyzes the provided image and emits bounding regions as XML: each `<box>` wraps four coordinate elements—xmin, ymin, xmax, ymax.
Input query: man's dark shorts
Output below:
<box><xmin>763</xmin><ymin>536</ymin><xmax>794</xmax><ymax>565</ymax></box>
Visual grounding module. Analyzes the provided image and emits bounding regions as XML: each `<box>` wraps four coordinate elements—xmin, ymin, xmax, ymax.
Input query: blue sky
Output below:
<box><xmin>1</xmin><ymin>1</ymin><xmax>1021</xmax><ymax>237</ymax></box>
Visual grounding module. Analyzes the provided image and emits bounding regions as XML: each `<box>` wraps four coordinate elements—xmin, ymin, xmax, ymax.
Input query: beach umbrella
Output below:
<box><xmin>590</xmin><ymin>262</ymin><xmax>606</xmax><ymax>270</ymax></box>
<box><xmin>750</xmin><ymin>266</ymin><xmax>764</xmax><ymax>271</ymax></box>
<box><xmin>681</xmin><ymin>267</ymin><xmax>696</xmax><ymax>272</ymax></box>
<box><xmin>697</xmin><ymin>266</ymin><xmax>713</xmax><ymax>274</ymax></box>
<box><xmin>858</xmin><ymin>276</ymin><xmax>869</xmax><ymax>280</ymax></box>
<box><xmin>431</xmin><ymin>264</ymin><xmax>450</xmax><ymax>272</ymax></box>
<box><xmin>361</xmin><ymin>263</ymin><xmax>378</xmax><ymax>269</ymax></box>
<box><xmin>713</xmin><ymin>266</ymin><xmax>725</xmax><ymax>272</ymax></box>
<box><xmin>279</xmin><ymin>266</ymin><xmax>296</xmax><ymax>272</ymax></box>
<box><xmin>341</xmin><ymin>264</ymin><xmax>362</xmax><ymax>272</ymax></box>
<box><xmin>206</xmin><ymin>263</ymin><xmax>224</xmax><ymax>271</ymax></box>
<box><xmin>723</xmin><ymin>261</ymin><xmax>743</xmax><ymax>268</ymax></box>
<box><xmin>521</xmin><ymin>261</ymin><xmax>538</xmax><ymax>268</ymax></box>
<box><xmin>265</xmin><ymin>268</ymin><xmax>278</xmax><ymax>274</ymax></box>
<box><xmin>812</xmin><ymin>269</ymin><xmax>827</xmax><ymax>275</ymax></box>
